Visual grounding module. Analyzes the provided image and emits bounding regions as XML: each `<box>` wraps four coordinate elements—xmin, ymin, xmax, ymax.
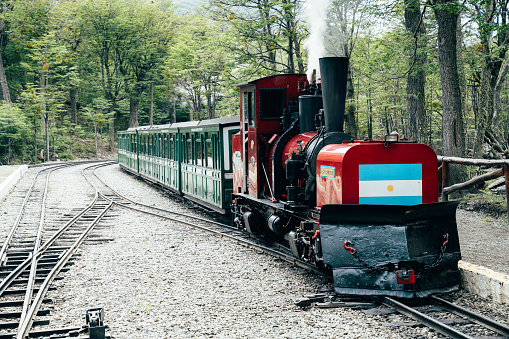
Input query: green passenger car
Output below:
<box><xmin>117</xmin><ymin>116</ymin><xmax>239</xmax><ymax>213</ymax></box>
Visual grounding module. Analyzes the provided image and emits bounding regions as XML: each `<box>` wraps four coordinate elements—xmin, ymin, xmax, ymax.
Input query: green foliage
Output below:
<box><xmin>208</xmin><ymin>0</ymin><xmax>307</xmax><ymax>76</ymax></box>
<box><xmin>0</xmin><ymin>104</ymin><xmax>29</xmax><ymax>164</ymax></box>
<box><xmin>1</xmin><ymin>0</ymin><xmax>509</xmax><ymax>164</ymax></box>
<box><xmin>165</xmin><ymin>13</ymin><xmax>237</xmax><ymax>119</ymax></box>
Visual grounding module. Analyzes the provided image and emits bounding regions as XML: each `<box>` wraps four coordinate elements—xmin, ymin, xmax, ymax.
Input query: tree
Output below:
<box><xmin>404</xmin><ymin>0</ymin><xmax>427</xmax><ymax>143</ymax></box>
<box><xmin>83</xmin><ymin>97</ymin><xmax>111</xmax><ymax>158</ymax></box>
<box><xmin>209</xmin><ymin>0</ymin><xmax>307</xmax><ymax>75</ymax></box>
<box><xmin>0</xmin><ymin>103</ymin><xmax>28</xmax><ymax>163</ymax></box>
<box><xmin>465</xmin><ymin>0</ymin><xmax>509</xmax><ymax>158</ymax></box>
<box><xmin>322</xmin><ymin>0</ymin><xmax>369</xmax><ymax>137</ymax></box>
<box><xmin>0</xmin><ymin>1</ymin><xmax>14</xmax><ymax>104</ymax></box>
<box><xmin>432</xmin><ymin>0</ymin><xmax>466</xmax><ymax>184</ymax></box>
<box><xmin>165</xmin><ymin>14</ymin><xmax>235</xmax><ymax>120</ymax></box>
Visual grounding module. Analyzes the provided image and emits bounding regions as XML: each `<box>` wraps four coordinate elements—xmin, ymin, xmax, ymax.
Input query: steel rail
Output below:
<box><xmin>13</xmin><ymin>162</ymin><xmax>115</xmax><ymax>337</ymax></box>
<box><xmin>0</xmin><ymin>192</ymin><xmax>100</xmax><ymax>297</ymax></box>
<box><xmin>382</xmin><ymin>296</ymin><xmax>473</xmax><ymax>339</ymax></box>
<box><xmin>430</xmin><ymin>295</ymin><xmax>509</xmax><ymax>336</ymax></box>
<box><xmin>88</xmin><ymin>163</ymin><xmax>238</xmax><ymax>231</ymax></box>
<box><xmin>0</xmin><ymin>164</ymin><xmax>69</xmax><ymax>266</ymax></box>
<box><xmin>16</xmin><ymin>200</ymin><xmax>114</xmax><ymax>339</ymax></box>
<box><xmin>19</xmin><ymin>164</ymin><xmax>52</xmax><ymax>331</ymax></box>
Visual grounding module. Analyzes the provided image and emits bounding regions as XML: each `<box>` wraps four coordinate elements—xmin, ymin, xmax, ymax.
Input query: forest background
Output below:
<box><xmin>0</xmin><ymin>0</ymin><xmax>507</xmax><ymax>174</ymax></box>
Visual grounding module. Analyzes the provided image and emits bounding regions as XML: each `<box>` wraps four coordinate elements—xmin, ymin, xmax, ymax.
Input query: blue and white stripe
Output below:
<box><xmin>358</xmin><ymin>164</ymin><xmax>422</xmax><ymax>205</ymax></box>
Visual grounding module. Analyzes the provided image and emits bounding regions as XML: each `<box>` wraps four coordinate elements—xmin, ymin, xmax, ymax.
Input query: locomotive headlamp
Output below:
<box><xmin>384</xmin><ymin>133</ymin><xmax>399</xmax><ymax>143</ymax></box>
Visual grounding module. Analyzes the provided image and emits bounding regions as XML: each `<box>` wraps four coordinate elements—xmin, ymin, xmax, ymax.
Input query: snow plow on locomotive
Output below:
<box><xmin>231</xmin><ymin>57</ymin><xmax>461</xmax><ymax>298</ymax></box>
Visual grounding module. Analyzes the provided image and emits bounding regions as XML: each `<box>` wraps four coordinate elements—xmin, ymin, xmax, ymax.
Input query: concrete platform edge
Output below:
<box><xmin>459</xmin><ymin>260</ymin><xmax>509</xmax><ymax>304</ymax></box>
<box><xmin>0</xmin><ymin>165</ymin><xmax>28</xmax><ymax>202</ymax></box>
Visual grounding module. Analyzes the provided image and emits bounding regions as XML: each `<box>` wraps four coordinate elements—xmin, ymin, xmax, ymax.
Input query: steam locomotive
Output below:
<box><xmin>230</xmin><ymin>57</ymin><xmax>461</xmax><ymax>298</ymax></box>
<box><xmin>118</xmin><ymin>57</ymin><xmax>461</xmax><ymax>298</ymax></box>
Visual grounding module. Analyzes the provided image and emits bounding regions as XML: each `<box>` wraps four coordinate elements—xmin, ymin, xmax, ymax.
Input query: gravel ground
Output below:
<box><xmin>456</xmin><ymin>209</ymin><xmax>509</xmax><ymax>275</ymax></box>
<box><xmin>0</xmin><ymin>162</ymin><xmax>507</xmax><ymax>338</ymax></box>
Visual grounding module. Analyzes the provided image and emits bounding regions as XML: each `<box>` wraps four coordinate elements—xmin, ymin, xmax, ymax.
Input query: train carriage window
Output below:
<box><xmin>196</xmin><ymin>135</ymin><xmax>203</xmax><ymax>166</ymax></box>
<box><xmin>161</xmin><ymin>134</ymin><xmax>164</xmax><ymax>158</ymax></box>
<box><xmin>259</xmin><ymin>88</ymin><xmax>286</xmax><ymax>119</ymax></box>
<box><xmin>158</xmin><ymin>134</ymin><xmax>161</xmax><ymax>157</ymax></box>
<box><xmin>212</xmin><ymin>133</ymin><xmax>218</xmax><ymax>169</ymax></box>
<box><xmin>155</xmin><ymin>134</ymin><xmax>159</xmax><ymax>157</ymax></box>
<box><xmin>148</xmin><ymin>135</ymin><xmax>151</xmax><ymax>155</ymax></box>
<box><xmin>187</xmin><ymin>134</ymin><xmax>193</xmax><ymax>164</ymax></box>
<box><xmin>169</xmin><ymin>135</ymin><xmax>174</xmax><ymax>160</ymax></box>
<box><xmin>205</xmin><ymin>134</ymin><xmax>213</xmax><ymax>168</ymax></box>
<box><xmin>152</xmin><ymin>134</ymin><xmax>155</xmax><ymax>156</ymax></box>
<box><xmin>243</xmin><ymin>91</ymin><xmax>255</xmax><ymax>127</ymax></box>
<box><xmin>154</xmin><ymin>134</ymin><xmax>158</xmax><ymax>157</ymax></box>
<box><xmin>163</xmin><ymin>135</ymin><xmax>167</xmax><ymax>159</ymax></box>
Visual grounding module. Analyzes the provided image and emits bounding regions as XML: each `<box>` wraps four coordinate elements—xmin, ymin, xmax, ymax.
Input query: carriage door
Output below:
<box><xmin>242</xmin><ymin>90</ymin><xmax>255</xmax><ymax>194</ymax></box>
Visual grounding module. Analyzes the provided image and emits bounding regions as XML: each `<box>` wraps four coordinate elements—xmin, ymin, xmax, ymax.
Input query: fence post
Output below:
<box><xmin>505</xmin><ymin>163</ymin><xmax>509</xmax><ymax>220</ymax></box>
<box><xmin>442</xmin><ymin>161</ymin><xmax>449</xmax><ymax>202</ymax></box>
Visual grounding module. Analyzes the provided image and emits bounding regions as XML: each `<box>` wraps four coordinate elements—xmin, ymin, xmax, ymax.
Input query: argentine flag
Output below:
<box><xmin>358</xmin><ymin>164</ymin><xmax>422</xmax><ymax>205</ymax></box>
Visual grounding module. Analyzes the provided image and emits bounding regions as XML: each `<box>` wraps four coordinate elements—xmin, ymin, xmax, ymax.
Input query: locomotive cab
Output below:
<box><xmin>232</xmin><ymin>74</ymin><xmax>310</xmax><ymax>200</ymax></box>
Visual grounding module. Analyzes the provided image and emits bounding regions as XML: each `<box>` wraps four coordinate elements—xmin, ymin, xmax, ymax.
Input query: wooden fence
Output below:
<box><xmin>438</xmin><ymin>156</ymin><xmax>509</xmax><ymax>219</ymax></box>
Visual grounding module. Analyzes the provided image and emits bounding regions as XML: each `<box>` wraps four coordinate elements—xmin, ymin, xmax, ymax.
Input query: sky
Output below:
<box><xmin>177</xmin><ymin>0</ymin><xmax>205</xmax><ymax>11</ymax></box>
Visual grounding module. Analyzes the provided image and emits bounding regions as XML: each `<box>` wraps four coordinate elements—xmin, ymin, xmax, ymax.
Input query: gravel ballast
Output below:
<box><xmin>1</xmin><ymin>162</ymin><xmax>508</xmax><ymax>338</ymax></box>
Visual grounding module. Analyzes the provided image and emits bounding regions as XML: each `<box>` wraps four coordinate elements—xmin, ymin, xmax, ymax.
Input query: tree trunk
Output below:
<box><xmin>129</xmin><ymin>95</ymin><xmax>141</xmax><ymax>128</ymax></box>
<box><xmin>473</xmin><ymin>65</ymin><xmax>492</xmax><ymax>158</ymax></box>
<box><xmin>70</xmin><ymin>88</ymin><xmax>78</xmax><ymax>124</ymax></box>
<box><xmin>33</xmin><ymin>116</ymin><xmax>37</xmax><ymax>161</ymax></box>
<box><xmin>206</xmin><ymin>85</ymin><xmax>214</xmax><ymax>119</ymax></box>
<box><xmin>109</xmin><ymin>107</ymin><xmax>115</xmax><ymax>152</ymax></box>
<box><xmin>40</xmin><ymin>68</ymin><xmax>50</xmax><ymax>162</ymax></box>
<box><xmin>0</xmin><ymin>51</ymin><xmax>11</xmax><ymax>104</ymax></box>
<box><xmin>404</xmin><ymin>0</ymin><xmax>427</xmax><ymax>142</ymax></box>
<box><xmin>45</xmin><ymin>115</ymin><xmax>49</xmax><ymax>162</ymax></box>
<box><xmin>149</xmin><ymin>81</ymin><xmax>154</xmax><ymax>126</ymax></box>
<box><xmin>344</xmin><ymin>67</ymin><xmax>357</xmax><ymax>137</ymax></box>
<box><xmin>94</xmin><ymin>123</ymin><xmax>98</xmax><ymax>159</ymax></box>
<box><xmin>173</xmin><ymin>98</ymin><xmax>176</xmax><ymax>123</ymax></box>
<box><xmin>0</xmin><ymin>20</ymin><xmax>11</xmax><ymax>104</ymax></box>
<box><xmin>367</xmin><ymin>87</ymin><xmax>373</xmax><ymax>139</ymax></box>
<box><xmin>286</xmin><ymin>0</ymin><xmax>295</xmax><ymax>74</ymax></box>
<box><xmin>294</xmin><ymin>37</ymin><xmax>305</xmax><ymax>74</ymax></box>
<box><xmin>433</xmin><ymin>0</ymin><xmax>466</xmax><ymax>186</ymax></box>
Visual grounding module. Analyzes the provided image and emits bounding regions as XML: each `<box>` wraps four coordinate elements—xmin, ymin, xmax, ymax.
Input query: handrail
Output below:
<box><xmin>438</xmin><ymin>156</ymin><xmax>509</xmax><ymax>220</ymax></box>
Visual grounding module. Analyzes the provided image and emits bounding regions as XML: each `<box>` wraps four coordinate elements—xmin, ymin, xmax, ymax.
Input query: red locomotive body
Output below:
<box><xmin>316</xmin><ymin>141</ymin><xmax>439</xmax><ymax>206</ymax></box>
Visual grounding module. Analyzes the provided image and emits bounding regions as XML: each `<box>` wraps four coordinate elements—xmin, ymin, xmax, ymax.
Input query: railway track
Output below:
<box><xmin>381</xmin><ymin>296</ymin><xmax>509</xmax><ymax>338</ymax></box>
<box><xmin>0</xmin><ymin>162</ymin><xmax>115</xmax><ymax>339</ymax></box>
<box><xmin>3</xmin><ymin>162</ymin><xmax>508</xmax><ymax>338</ymax></box>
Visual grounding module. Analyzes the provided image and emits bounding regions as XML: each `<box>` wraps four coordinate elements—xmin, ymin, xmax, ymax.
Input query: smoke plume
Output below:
<box><xmin>303</xmin><ymin>0</ymin><xmax>332</xmax><ymax>79</ymax></box>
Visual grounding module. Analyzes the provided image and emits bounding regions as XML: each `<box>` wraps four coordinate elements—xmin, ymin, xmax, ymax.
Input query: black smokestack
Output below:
<box><xmin>319</xmin><ymin>57</ymin><xmax>349</xmax><ymax>133</ymax></box>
